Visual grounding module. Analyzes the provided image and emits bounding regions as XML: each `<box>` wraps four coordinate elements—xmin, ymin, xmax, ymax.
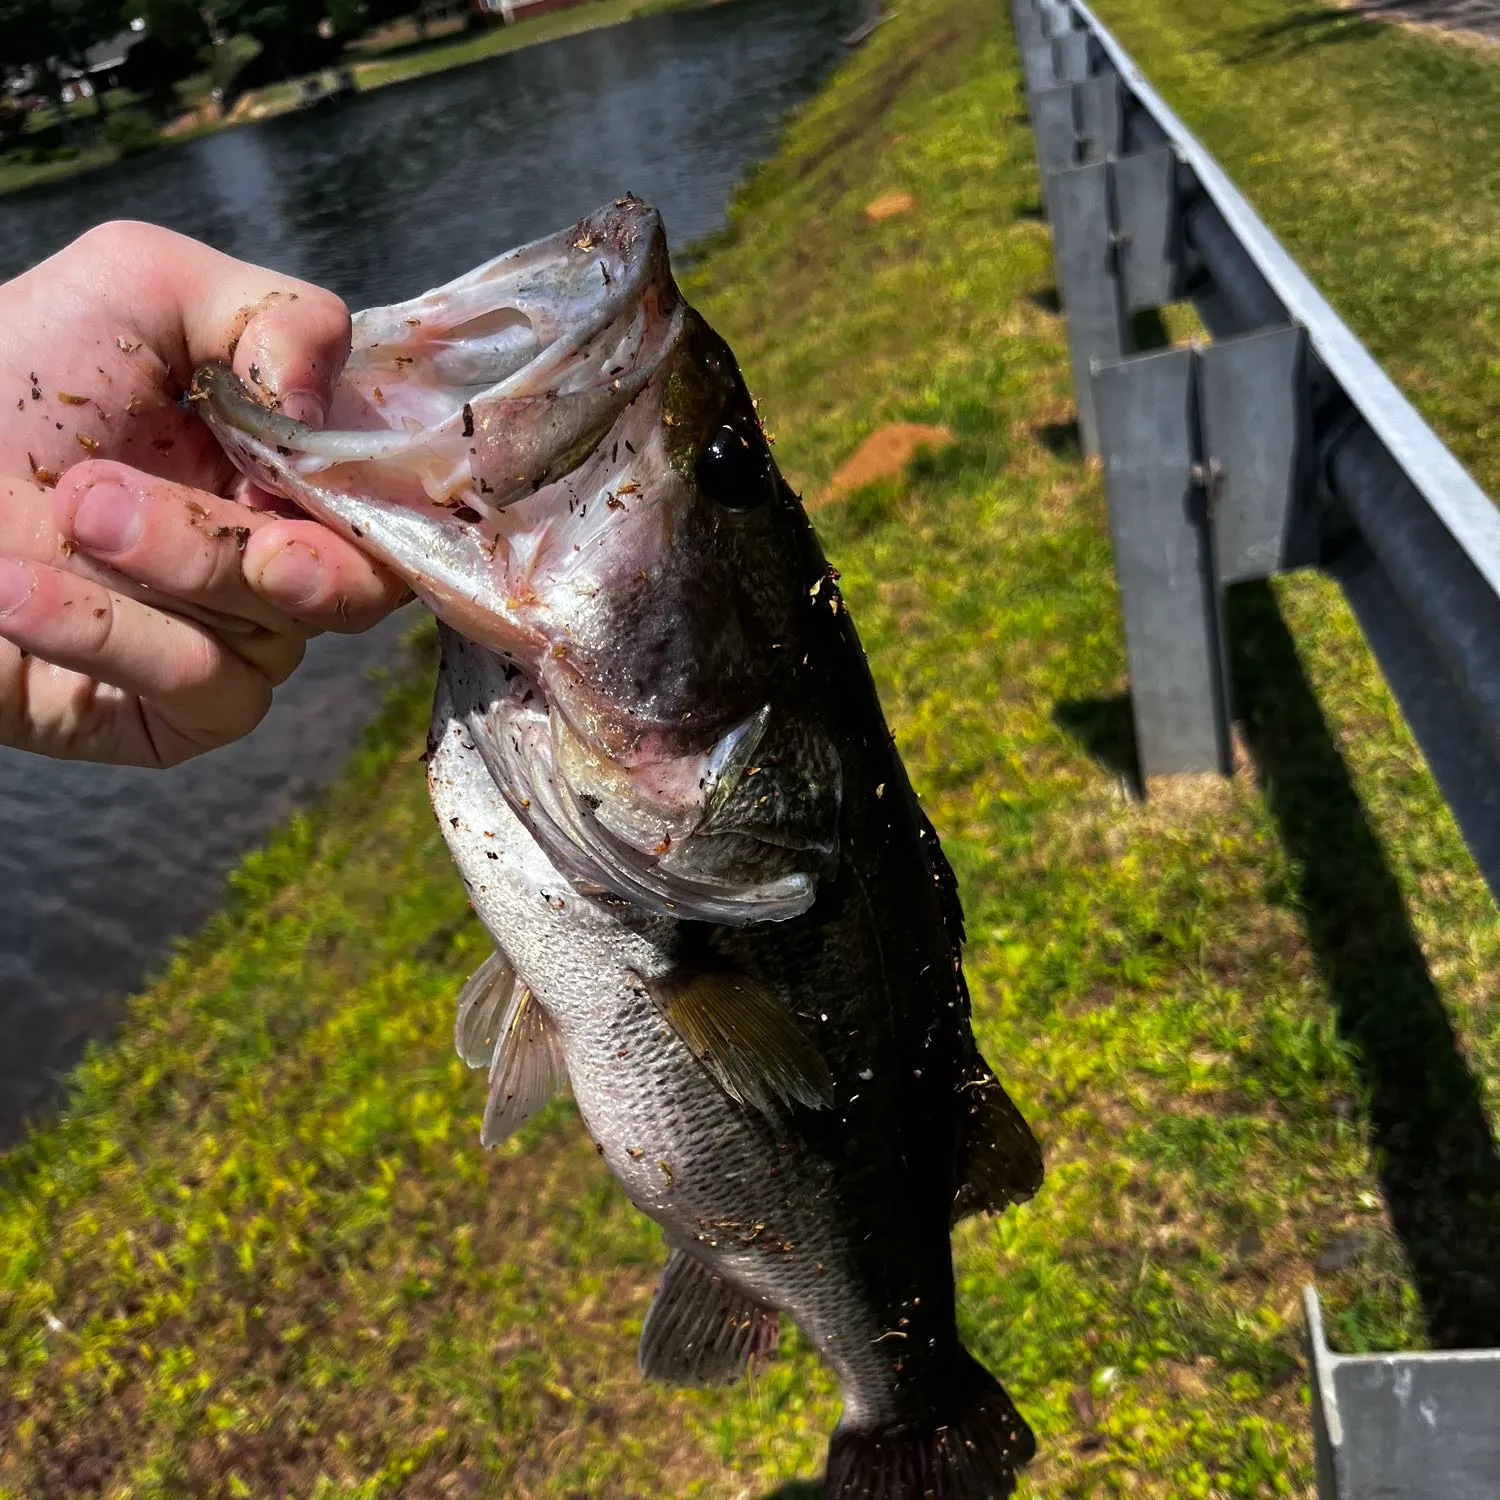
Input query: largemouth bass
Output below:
<box><xmin>194</xmin><ymin>198</ymin><xmax>1043</xmax><ymax>1499</ymax></box>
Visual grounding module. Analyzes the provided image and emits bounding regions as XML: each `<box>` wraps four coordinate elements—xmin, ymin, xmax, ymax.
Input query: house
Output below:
<box><xmin>470</xmin><ymin>0</ymin><xmax>596</xmax><ymax>23</ymax></box>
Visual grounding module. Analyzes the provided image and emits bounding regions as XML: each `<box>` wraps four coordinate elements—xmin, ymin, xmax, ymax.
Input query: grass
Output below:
<box><xmin>344</xmin><ymin>0</ymin><xmax>705</xmax><ymax>90</ymax></box>
<box><xmin>0</xmin><ymin>0</ymin><xmax>704</xmax><ymax>199</ymax></box>
<box><xmin>4</xmin><ymin>0</ymin><xmax>1500</xmax><ymax>1494</ymax></box>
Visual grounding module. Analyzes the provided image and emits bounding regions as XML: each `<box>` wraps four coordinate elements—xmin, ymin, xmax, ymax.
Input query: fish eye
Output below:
<box><xmin>697</xmin><ymin>422</ymin><xmax>776</xmax><ymax>513</ymax></box>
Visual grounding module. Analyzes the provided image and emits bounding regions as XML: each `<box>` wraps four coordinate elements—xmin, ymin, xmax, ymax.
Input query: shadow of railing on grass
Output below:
<box><xmin>1228</xmin><ymin>579</ymin><xmax>1500</xmax><ymax>1350</ymax></box>
<box><xmin>1053</xmin><ymin>580</ymin><xmax>1500</xmax><ymax>1346</ymax></box>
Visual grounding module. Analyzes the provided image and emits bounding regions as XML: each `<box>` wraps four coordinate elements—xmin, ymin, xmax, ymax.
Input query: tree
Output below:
<box><xmin>136</xmin><ymin>0</ymin><xmax>213</xmax><ymax>51</ymax></box>
<box><xmin>208</xmin><ymin>0</ymin><xmax>337</xmax><ymax>79</ymax></box>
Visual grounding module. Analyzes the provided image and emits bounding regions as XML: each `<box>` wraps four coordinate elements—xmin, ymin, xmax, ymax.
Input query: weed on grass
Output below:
<box><xmin>3</xmin><ymin>0</ymin><xmax>1500</xmax><ymax>1495</ymax></box>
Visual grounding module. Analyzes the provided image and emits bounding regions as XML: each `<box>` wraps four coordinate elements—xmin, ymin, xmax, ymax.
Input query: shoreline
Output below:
<box><xmin>0</xmin><ymin>0</ymin><xmax>712</xmax><ymax>203</ymax></box>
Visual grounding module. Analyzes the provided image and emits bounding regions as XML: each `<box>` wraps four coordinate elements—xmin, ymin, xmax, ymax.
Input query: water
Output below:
<box><xmin>0</xmin><ymin>0</ymin><xmax>867</xmax><ymax>1141</ymax></box>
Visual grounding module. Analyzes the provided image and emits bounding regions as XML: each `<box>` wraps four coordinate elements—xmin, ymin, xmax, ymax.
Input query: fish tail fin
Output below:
<box><xmin>824</xmin><ymin>1351</ymin><xmax>1034</xmax><ymax>1500</ymax></box>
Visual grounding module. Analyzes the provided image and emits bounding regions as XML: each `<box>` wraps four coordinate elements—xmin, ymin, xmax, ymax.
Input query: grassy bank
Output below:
<box><xmin>4</xmin><ymin>0</ymin><xmax>1500</xmax><ymax>1495</ymax></box>
<box><xmin>0</xmin><ymin>0</ymin><xmax>702</xmax><ymax>200</ymax></box>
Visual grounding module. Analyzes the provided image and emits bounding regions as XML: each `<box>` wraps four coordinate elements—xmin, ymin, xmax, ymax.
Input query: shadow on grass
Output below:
<box><xmin>1226</xmin><ymin>9</ymin><xmax>1382</xmax><ymax>63</ymax></box>
<box><xmin>1033</xmin><ymin>418</ymin><xmax>1081</xmax><ymax>461</ymax></box>
<box><xmin>1232</xmin><ymin>0</ymin><xmax>1500</xmax><ymax>61</ymax></box>
<box><xmin>758</xmin><ymin>1483</ymin><xmax>822</xmax><ymax>1500</ymax></box>
<box><xmin>1054</xmin><ymin>693</ymin><xmax>1142</xmax><ymax>793</ymax></box>
<box><xmin>1228</xmin><ymin>580</ymin><xmax>1500</xmax><ymax>1349</ymax></box>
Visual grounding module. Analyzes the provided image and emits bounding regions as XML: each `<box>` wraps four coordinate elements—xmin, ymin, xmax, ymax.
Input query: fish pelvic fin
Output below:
<box><xmin>638</xmin><ymin>968</ymin><xmax>834</xmax><ymax>1116</ymax></box>
<box><xmin>454</xmin><ymin>949</ymin><xmax>519</xmax><ymax>1068</ymax></box>
<box><xmin>825</xmin><ymin>1350</ymin><xmax>1034</xmax><ymax>1500</ymax></box>
<box><xmin>638</xmin><ymin>1246</ymin><xmax>779</xmax><ymax>1388</ymax></box>
<box><xmin>474</xmin><ymin>977</ymin><xmax>568</xmax><ymax>1148</ymax></box>
<box><xmin>952</xmin><ymin>1070</ymin><xmax>1044</xmax><ymax>1223</ymax></box>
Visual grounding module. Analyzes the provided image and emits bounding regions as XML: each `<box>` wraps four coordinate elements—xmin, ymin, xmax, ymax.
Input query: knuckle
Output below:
<box><xmin>176</xmin><ymin>626</ymin><xmax>226</xmax><ymax>692</ymax></box>
<box><xmin>74</xmin><ymin>219</ymin><xmax>158</xmax><ymax>263</ymax></box>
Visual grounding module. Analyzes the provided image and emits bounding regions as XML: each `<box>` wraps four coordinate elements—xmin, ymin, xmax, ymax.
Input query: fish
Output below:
<box><xmin>193</xmin><ymin>196</ymin><xmax>1044</xmax><ymax>1499</ymax></box>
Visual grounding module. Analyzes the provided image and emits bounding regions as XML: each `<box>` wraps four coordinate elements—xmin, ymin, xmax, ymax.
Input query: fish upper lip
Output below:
<box><xmin>192</xmin><ymin>195</ymin><xmax>680</xmax><ymax>517</ymax></box>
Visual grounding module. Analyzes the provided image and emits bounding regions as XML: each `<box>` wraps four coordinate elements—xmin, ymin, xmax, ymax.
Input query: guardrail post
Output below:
<box><xmin>1089</xmin><ymin>326</ymin><xmax>1315</xmax><ymax>778</ymax></box>
<box><xmin>1038</xmin><ymin>0</ymin><xmax>1075</xmax><ymax>37</ymax></box>
<box><xmin>1093</xmin><ymin>348</ymin><xmax>1233</xmax><ymax>776</ymax></box>
<box><xmin>1051</xmin><ymin>29</ymin><xmax>1091</xmax><ymax>83</ymax></box>
<box><xmin>1030</xmin><ymin>84</ymin><xmax>1076</xmax><ymax>178</ymax></box>
<box><xmin>1074</xmin><ymin>70</ymin><xmax>1122</xmax><ymax>162</ymax></box>
<box><xmin>1049</xmin><ymin>161</ymin><xmax>1128</xmax><ymax>454</ymax></box>
<box><xmin>1112</xmin><ymin>146</ymin><xmax>1180</xmax><ymax>309</ymax></box>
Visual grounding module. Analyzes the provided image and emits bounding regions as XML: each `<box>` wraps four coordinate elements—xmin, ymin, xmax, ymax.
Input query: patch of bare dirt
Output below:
<box><xmin>815</xmin><ymin>422</ymin><xmax>955</xmax><ymax>509</ymax></box>
<box><xmin>864</xmin><ymin>190</ymin><xmax>915</xmax><ymax>221</ymax></box>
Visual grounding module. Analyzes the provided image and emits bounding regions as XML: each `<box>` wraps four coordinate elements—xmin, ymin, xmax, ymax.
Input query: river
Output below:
<box><xmin>0</xmin><ymin>0</ymin><xmax>869</xmax><ymax>1142</ymax></box>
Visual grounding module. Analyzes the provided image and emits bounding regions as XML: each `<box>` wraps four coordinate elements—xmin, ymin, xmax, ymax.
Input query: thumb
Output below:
<box><xmin>61</xmin><ymin>221</ymin><xmax>352</xmax><ymax>426</ymax></box>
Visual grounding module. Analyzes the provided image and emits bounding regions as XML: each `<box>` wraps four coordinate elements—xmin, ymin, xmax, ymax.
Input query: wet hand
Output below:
<box><xmin>0</xmin><ymin>221</ymin><xmax>406</xmax><ymax>767</ymax></box>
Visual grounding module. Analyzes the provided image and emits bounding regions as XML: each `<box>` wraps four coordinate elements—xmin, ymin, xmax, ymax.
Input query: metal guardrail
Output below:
<box><xmin>1305</xmin><ymin>1289</ymin><xmax>1500</xmax><ymax>1499</ymax></box>
<box><xmin>1009</xmin><ymin>3</ymin><xmax>1500</xmax><ymax>1495</ymax></box>
<box><xmin>1009</xmin><ymin>0</ymin><xmax>1500</xmax><ymax>913</ymax></box>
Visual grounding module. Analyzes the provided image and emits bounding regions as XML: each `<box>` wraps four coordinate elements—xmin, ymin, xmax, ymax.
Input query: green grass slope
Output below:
<box><xmin>4</xmin><ymin>0</ymin><xmax>1500</xmax><ymax>1495</ymax></box>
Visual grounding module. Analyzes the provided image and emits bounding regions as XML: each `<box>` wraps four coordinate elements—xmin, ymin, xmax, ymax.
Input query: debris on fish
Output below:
<box><xmin>195</xmin><ymin>196</ymin><xmax>1043</xmax><ymax>1499</ymax></box>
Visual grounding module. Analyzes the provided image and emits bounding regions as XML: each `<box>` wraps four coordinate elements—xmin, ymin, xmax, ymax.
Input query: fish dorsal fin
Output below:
<box><xmin>642</xmin><ymin>969</ymin><xmax>834</xmax><ymax>1116</ymax></box>
<box><xmin>638</xmin><ymin>1246</ymin><xmax>779</xmax><ymax>1388</ymax></box>
<box><xmin>454</xmin><ymin>949</ymin><xmax>520</xmax><ymax>1069</ymax></box>
<box><xmin>952</xmin><ymin>1070</ymin><xmax>1043</xmax><ymax>1222</ymax></box>
<box><xmin>481</xmin><ymin>984</ymin><xmax>569</xmax><ymax>1148</ymax></box>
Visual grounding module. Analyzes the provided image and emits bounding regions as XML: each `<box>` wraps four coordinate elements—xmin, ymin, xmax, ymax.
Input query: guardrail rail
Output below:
<box><xmin>1008</xmin><ymin>2</ymin><xmax>1500</xmax><ymax>1494</ymax></box>
<box><xmin>1011</xmin><ymin>0</ymin><xmax>1500</xmax><ymax>899</ymax></box>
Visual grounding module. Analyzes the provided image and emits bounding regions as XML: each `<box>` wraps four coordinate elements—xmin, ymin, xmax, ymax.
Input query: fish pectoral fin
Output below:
<box><xmin>638</xmin><ymin>1247</ymin><xmax>779</xmax><ymax>1389</ymax></box>
<box><xmin>640</xmin><ymin>969</ymin><xmax>834</xmax><ymax>1115</ymax></box>
<box><xmin>481</xmin><ymin>984</ymin><xmax>569</xmax><ymax>1148</ymax></box>
<box><xmin>951</xmin><ymin>1070</ymin><xmax>1043</xmax><ymax>1222</ymax></box>
<box><xmin>454</xmin><ymin>948</ymin><xmax>520</xmax><ymax>1069</ymax></box>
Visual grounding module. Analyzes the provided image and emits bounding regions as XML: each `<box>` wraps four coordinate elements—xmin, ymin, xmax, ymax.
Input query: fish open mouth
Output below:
<box><xmin>191</xmin><ymin>195</ymin><xmax>683</xmax><ymax>656</ymax></box>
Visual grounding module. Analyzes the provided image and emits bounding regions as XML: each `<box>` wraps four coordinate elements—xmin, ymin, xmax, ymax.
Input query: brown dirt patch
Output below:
<box><xmin>864</xmin><ymin>190</ymin><xmax>915</xmax><ymax>221</ymax></box>
<box><xmin>816</xmin><ymin>422</ymin><xmax>955</xmax><ymax>508</ymax></box>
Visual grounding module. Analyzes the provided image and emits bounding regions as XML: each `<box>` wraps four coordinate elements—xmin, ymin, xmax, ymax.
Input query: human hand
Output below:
<box><xmin>0</xmin><ymin>221</ymin><xmax>406</xmax><ymax>767</ymax></box>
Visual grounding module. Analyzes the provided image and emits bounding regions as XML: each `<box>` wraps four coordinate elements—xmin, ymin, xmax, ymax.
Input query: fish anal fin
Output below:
<box><xmin>454</xmin><ymin>948</ymin><xmax>519</xmax><ymax>1069</ymax></box>
<box><xmin>481</xmin><ymin>985</ymin><xmax>569</xmax><ymax>1147</ymax></box>
<box><xmin>638</xmin><ymin>1247</ymin><xmax>779</xmax><ymax>1389</ymax></box>
<box><xmin>641</xmin><ymin>968</ymin><xmax>834</xmax><ymax>1115</ymax></box>
<box><xmin>952</xmin><ymin>1071</ymin><xmax>1043</xmax><ymax>1222</ymax></box>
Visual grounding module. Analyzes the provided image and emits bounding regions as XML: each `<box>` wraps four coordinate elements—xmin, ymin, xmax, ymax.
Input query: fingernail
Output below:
<box><xmin>258</xmin><ymin>539</ymin><xmax>326</xmax><ymax>609</ymax></box>
<box><xmin>280</xmin><ymin>389</ymin><xmax>326</xmax><ymax>427</ymax></box>
<box><xmin>0</xmin><ymin>557</ymin><xmax>37</xmax><ymax>619</ymax></box>
<box><xmin>72</xmin><ymin>482</ymin><xmax>143</xmax><ymax>556</ymax></box>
